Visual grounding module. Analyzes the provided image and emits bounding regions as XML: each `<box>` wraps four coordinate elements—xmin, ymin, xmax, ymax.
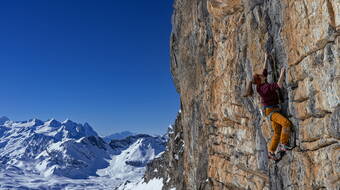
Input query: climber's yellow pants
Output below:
<box><xmin>265</xmin><ymin>108</ymin><xmax>292</xmax><ymax>153</ymax></box>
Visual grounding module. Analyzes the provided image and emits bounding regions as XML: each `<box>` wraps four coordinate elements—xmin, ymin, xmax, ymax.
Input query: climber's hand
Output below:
<box><xmin>262</xmin><ymin>54</ymin><xmax>268</xmax><ymax>70</ymax></box>
<box><xmin>278</xmin><ymin>67</ymin><xmax>286</xmax><ymax>88</ymax></box>
<box><xmin>280</xmin><ymin>67</ymin><xmax>285</xmax><ymax>76</ymax></box>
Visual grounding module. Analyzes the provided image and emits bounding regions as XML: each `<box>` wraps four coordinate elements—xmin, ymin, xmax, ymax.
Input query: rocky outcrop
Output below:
<box><xmin>143</xmin><ymin>113</ymin><xmax>186</xmax><ymax>189</ymax></box>
<box><xmin>146</xmin><ymin>0</ymin><xmax>339</xmax><ymax>189</ymax></box>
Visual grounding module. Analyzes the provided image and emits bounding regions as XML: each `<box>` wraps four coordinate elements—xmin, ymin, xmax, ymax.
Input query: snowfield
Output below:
<box><xmin>0</xmin><ymin>117</ymin><xmax>166</xmax><ymax>190</ymax></box>
<box><xmin>116</xmin><ymin>177</ymin><xmax>164</xmax><ymax>190</ymax></box>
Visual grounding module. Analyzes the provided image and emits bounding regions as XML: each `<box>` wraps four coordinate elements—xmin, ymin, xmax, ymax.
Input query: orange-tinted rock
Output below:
<box><xmin>145</xmin><ymin>0</ymin><xmax>340</xmax><ymax>189</ymax></box>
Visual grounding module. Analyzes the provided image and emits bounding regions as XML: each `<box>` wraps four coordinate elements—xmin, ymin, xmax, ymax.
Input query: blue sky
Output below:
<box><xmin>0</xmin><ymin>0</ymin><xmax>179</xmax><ymax>136</ymax></box>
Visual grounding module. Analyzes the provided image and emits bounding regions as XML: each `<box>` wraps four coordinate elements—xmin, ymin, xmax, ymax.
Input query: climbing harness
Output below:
<box><xmin>262</xmin><ymin>104</ymin><xmax>281</xmax><ymax>121</ymax></box>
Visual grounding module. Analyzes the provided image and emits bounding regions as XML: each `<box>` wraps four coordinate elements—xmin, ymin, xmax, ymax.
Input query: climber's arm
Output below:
<box><xmin>262</xmin><ymin>54</ymin><xmax>268</xmax><ymax>77</ymax></box>
<box><xmin>243</xmin><ymin>81</ymin><xmax>253</xmax><ymax>97</ymax></box>
<box><xmin>262</xmin><ymin>54</ymin><xmax>267</xmax><ymax>71</ymax></box>
<box><xmin>277</xmin><ymin>67</ymin><xmax>285</xmax><ymax>88</ymax></box>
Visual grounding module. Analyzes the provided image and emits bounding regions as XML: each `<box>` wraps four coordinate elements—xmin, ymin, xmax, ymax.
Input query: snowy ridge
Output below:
<box><xmin>0</xmin><ymin>117</ymin><xmax>166</xmax><ymax>189</ymax></box>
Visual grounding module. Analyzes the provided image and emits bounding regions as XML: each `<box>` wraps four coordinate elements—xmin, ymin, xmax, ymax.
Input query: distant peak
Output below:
<box><xmin>62</xmin><ymin>119</ymin><xmax>80</xmax><ymax>128</ymax></box>
<box><xmin>0</xmin><ymin>116</ymin><xmax>10</xmax><ymax>121</ymax></box>
<box><xmin>46</xmin><ymin>118</ymin><xmax>62</xmax><ymax>127</ymax></box>
<box><xmin>103</xmin><ymin>131</ymin><xmax>136</xmax><ymax>142</ymax></box>
<box><xmin>62</xmin><ymin>119</ymin><xmax>75</xmax><ymax>124</ymax></box>
<box><xmin>0</xmin><ymin>116</ymin><xmax>10</xmax><ymax>125</ymax></box>
<box><xmin>29</xmin><ymin>118</ymin><xmax>44</xmax><ymax>125</ymax></box>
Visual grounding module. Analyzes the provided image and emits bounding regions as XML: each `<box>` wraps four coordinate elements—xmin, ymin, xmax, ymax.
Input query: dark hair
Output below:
<box><xmin>243</xmin><ymin>74</ymin><xmax>266</xmax><ymax>97</ymax></box>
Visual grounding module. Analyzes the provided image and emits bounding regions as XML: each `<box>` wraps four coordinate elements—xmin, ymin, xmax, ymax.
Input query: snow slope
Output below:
<box><xmin>116</xmin><ymin>177</ymin><xmax>165</xmax><ymax>190</ymax></box>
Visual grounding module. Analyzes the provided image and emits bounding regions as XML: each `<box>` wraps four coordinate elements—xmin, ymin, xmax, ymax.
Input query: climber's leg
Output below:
<box><xmin>268</xmin><ymin>121</ymin><xmax>282</xmax><ymax>153</ymax></box>
<box><xmin>265</xmin><ymin>108</ymin><xmax>282</xmax><ymax>153</ymax></box>
<box><xmin>270</xmin><ymin>112</ymin><xmax>292</xmax><ymax>146</ymax></box>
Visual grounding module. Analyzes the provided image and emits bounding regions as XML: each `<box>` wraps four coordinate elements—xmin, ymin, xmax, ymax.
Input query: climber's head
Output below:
<box><xmin>253</xmin><ymin>74</ymin><xmax>266</xmax><ymax>86</ymax></box>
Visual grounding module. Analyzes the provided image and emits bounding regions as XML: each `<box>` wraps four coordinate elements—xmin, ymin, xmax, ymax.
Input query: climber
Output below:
<box><xmin>243</xmin><ymin>54</ymin><xmax>292</xmax><ymax>161</ymax></box>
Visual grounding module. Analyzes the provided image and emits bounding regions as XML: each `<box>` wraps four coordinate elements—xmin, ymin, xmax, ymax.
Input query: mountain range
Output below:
<box><xmin>0</xmin><ymin>117</ymin><xmax>167</xmax><ymax>189</ymax></box>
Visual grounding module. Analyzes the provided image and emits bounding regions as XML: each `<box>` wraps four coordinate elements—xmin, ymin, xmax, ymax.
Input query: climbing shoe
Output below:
<box><xmin>278</xmin><ymin>143</ymin><xmax>292</xmax><ymax>152</ymax></box>
<box><xmin>268</xmin><ymin>152</ymin><xmax>279</xmax><ymax>161</ymax></box>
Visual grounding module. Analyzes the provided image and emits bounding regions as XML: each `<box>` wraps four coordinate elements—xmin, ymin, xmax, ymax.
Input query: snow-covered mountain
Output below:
<box><xmin>0</xmin><ymin>117</ymin><xmax>167</xmax><ymax>189</ymax></box>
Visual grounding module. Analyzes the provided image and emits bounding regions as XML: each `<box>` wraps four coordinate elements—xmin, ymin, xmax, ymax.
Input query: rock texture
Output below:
<box><xmin>146</xmin><ymin>0</ymin><xmax>339</xmax><ymax>189</ymax></box>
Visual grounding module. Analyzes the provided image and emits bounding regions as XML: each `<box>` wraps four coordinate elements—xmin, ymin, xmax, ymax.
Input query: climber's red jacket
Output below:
<box><xmin>256</xmin><ymin>69</ymin><xmax>280</xmax><ymax>106</ymax></box>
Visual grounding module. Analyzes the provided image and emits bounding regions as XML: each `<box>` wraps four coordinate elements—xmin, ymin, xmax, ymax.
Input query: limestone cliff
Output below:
<box><xmin>145</xmin><ymin>0</ymin><xmax>339</xmax><ymax>189</ymax></box>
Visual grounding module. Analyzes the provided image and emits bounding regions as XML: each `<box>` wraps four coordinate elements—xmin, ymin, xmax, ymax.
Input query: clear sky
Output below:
<box><xmin>0</xmin><ymin>0</ymin><xmax>179</xmax><ymax>136</ymax></box>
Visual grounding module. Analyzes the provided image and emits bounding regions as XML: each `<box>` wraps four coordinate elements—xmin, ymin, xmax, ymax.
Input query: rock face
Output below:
<box><xmin>146</xmin><ymin>0</ymin><xmax>339</xmax><ymax>189</ymax></box>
